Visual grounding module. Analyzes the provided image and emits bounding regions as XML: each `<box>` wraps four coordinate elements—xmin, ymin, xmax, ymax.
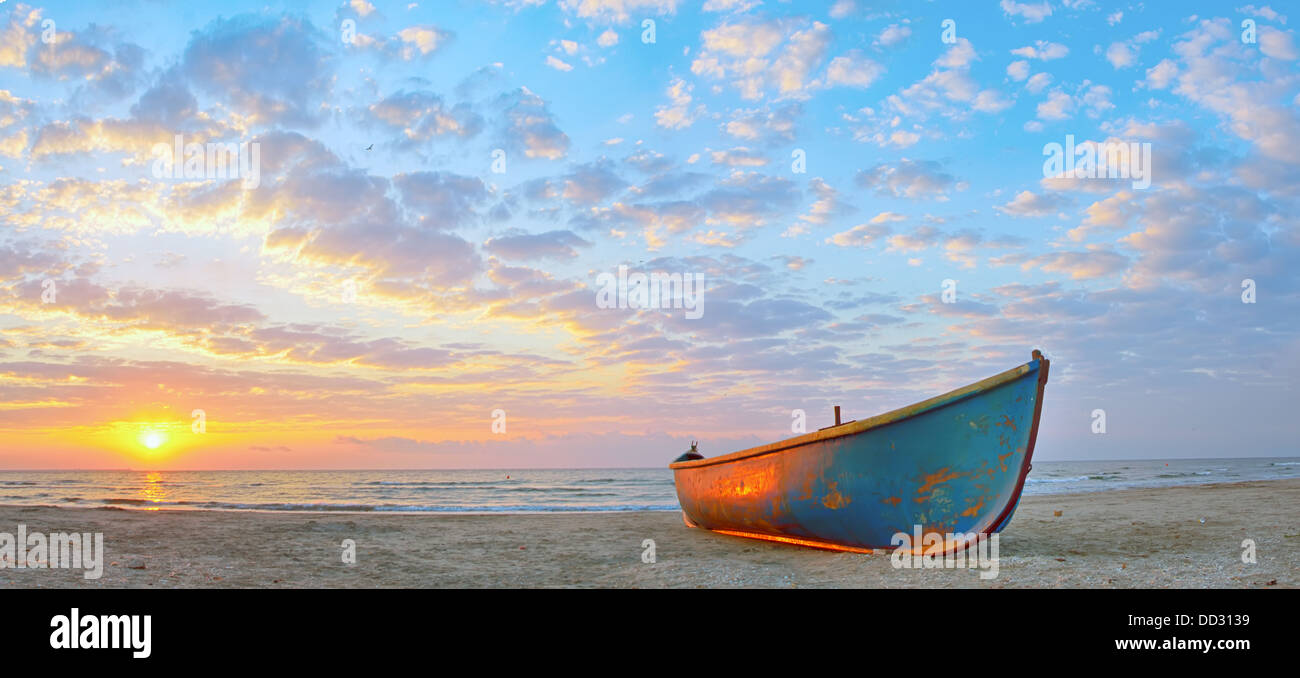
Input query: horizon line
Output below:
<box><xmin>1</xmin><ymin>454</ymin><xmax>1297</xmax><ymax>473</ymax></box>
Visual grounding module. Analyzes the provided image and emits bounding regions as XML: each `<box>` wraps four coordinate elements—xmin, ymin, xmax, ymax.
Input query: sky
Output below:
<box><xmin>0</xmin><ymin>0</ymin><xmax>1297</xmax><ymax>469</ymax></box>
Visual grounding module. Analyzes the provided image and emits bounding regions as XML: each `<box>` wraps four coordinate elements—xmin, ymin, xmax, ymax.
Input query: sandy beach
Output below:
<box><xmin>1</xmin><ymin>479</ymin><xmax>1295</xmax><ymax>588</ymax></box>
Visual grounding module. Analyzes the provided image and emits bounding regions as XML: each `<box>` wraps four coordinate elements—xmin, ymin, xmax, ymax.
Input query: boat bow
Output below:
<box><xmin>670</xmin><ymin>353</ymin><xmax>1050</xmax><ymax>552</ymax></box>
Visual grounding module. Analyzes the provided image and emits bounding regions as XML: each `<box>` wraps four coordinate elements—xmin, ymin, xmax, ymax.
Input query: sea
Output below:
<box><xmin>0</xmin><ymin>458</ymin><xmax>1296</xmax><ymax>514</ymax></box>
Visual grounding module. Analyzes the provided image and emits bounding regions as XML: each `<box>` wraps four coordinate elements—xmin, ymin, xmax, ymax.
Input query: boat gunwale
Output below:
<box><xmin>669</xmin><ymin>359</ymin><xmax>1041</xmax><ymax>471</ymax></box>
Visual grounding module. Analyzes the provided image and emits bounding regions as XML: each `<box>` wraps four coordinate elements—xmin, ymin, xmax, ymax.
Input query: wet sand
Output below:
<box><xmin>1</xmin><ymin>479</ymin><xmax>1295</xmax><ymax>588</ymax></box>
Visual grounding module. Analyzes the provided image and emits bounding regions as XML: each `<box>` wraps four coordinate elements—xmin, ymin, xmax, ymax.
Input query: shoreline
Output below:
<box><xmin>2</xmin><ymin>505</ymin><xmax>686</xmax><ymax>516</ymax></box>
<box><xmin>1</xmin><ymin>478</ymin><xmax>1296</xmax><ymax>588</ymax></box>
<box><xmin>1</xmin><ymin>476</ymin><xmax>1296</xmax><ymax>516</ymax></box>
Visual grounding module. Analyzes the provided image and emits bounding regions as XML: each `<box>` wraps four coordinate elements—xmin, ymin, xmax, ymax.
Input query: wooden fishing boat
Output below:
<box><xmin>670</xmin><ymin>351</ymin><xmax>1050</xmax><ymax>553</ymax></box>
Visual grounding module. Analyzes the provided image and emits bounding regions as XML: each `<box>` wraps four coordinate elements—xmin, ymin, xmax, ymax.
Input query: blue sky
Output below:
<box><xmin>0</xmin><ymin>0</ymin><xmax>1296</xmax><ymax>468</ymax></box>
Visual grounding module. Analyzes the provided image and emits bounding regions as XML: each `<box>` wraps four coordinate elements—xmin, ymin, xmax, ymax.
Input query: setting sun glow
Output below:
<box><xmin>140</xmin><ymin>431</ymin><xmax>168</xmax><ymax>450</ymax></box>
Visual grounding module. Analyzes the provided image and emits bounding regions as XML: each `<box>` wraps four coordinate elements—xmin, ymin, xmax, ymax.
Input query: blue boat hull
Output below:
<box><xmin>670</xmin><ymin>355</ymin><xmax>1050</xmax><ymax>552</ymax></box>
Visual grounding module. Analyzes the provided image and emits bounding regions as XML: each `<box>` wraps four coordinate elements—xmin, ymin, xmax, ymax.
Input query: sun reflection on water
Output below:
<box><xmin>138</xmin><ymin>471</ymin><xmax>168</xmax><ymax>510</ymax></box>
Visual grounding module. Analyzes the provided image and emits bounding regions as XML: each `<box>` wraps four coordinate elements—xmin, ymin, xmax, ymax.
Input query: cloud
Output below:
<box><xmin>1000</xmin><ymin>0</ymin><xmax>1053</xmax><ymax>23</ymax></box>
<box><xmin>1259</xmin><ymin>26</ymin><xmax>1298</xmax><ymax>60</ymax></box>
<box><xmin>366</xmin><ymin>90</ymin><xmax>483</xmax><ymax>145</ymax></box>
<box><xmin>826</xmin><ymin>222</ymin><xmax>891</xmax><ymax>248</ymax></box>
<box><xmin>395</xmin><ymin>25</ymin><xmax>453</xmax><ymax>59</ymax></box>
<box><xmin>622</xmin><ymin>148</ymin><xmax>674</xmax><ymax>174</ymax></box>
<box><xmin>854</xmin><ymin>37</ymin><xmax>1011</xmax><ymax>140</ymax></box>
<box><xmin>1026</xmin><ymin>72</ymin><xmax>1053</xmax><ymax>93</ymax></box>
<box><xmin>709</xmin><ymin>146</ymin><xmax>769</xmax><ymax>167</ymax></box>
<box><xmin>1068</xmin><ymin>190</ymin><xmax>1137</xmax><ymax>241</ymax></box>
<box><xmin>1105</xmin><ymin>41</ymin><xmax>1136</xmax><ymax>68</ymax></box>
<box><xmin>1143</xmin><ymin>59</ymin><xmax>1178</xmax><ymax>88</ymax></box>
<box><xmin>1165</xmin><ymin>18</ymin><xmax>1300</xmax><ymax>166</ymax></box>
<box><xmin>1036</xmin><ymin>89</ymin><xmax>1074</xmax><ymax>120</ymax></box>
<box><xmin>29</xmin><ymin>116</ymin><xmax>221</xmax><ymax>163</ymax></box>
<box><xmin>243</xmin><ymin>147</ymin><xmax>490</xmax><ymax>295</ymax></box>
<box><xmin>798</xmin><ymin>177</ymin><xmax>856</xmax><ymax>225</ymax></box>
<box><xmin>825</xmin><ymin>51</ymin><xmax>885</xmax><ymax>89</ymax></box>
<box><xmin>885</xmin><ymin>224</ymin><xmax>941</xmax><ymax>252</ymax></box>
<box><xmin>1106</xmin><ymin>30</ymin><xmax>1161</xmax><ymax>69</ymax></box>
<box><xmin>485</xmin><ymin>229</ymin><xmax>592</xmax><ymax>261</ymax></box>
<box><xmin>855</xmin><ymin>159</ymin><xmax>962</xmax><ymax>200</ymax></box>
<box><xmin>181</xmin><ymin>15</ymin><xmax>335</xmax><ymax>127</ymax></box>
<box><xmin>654</xmin><ymin>78</ymin><xmax>703</xmax><ymax>130</ymax></box>
<box><xmin>6</xmin><ymin>278</ymin><xmax>263</xmax><ymax>330</ymax></box>
<box><xmin>972</xmin><ymin>89</ymin><xmax>1013</xmax><ymax>112</ymax></box>
<box><xmin>497</xmin><ymin>87</ymin><xmax>570</xmax><ymax>159</ymax></box>
<box><xmin>545</xmin><ymin>55</ymin><xmax>574</xmax><ymax>71</ymax></box>
<box><xmin>0</xmin><ymin>240</ymin><xmax>70</xmax><ymax>279</ymax></box>
<box><xmin>557</xmin><ymin>0</ymin><xmax>679</xmax><ymax>24</ymax></box>
<box><xmin>692</xmin><ymin>18</ymin><xmax>831</xmax><ymax>100</ymax></box>
<box><xmin>393</xmin><ymin>171</ymin><xmax>491</xmax><ymax>228</ymax></box>
<box><xmin>1012</xmin><ymin>41</ymin><xmax>1069</xmax><ymax>60</ymax></box>
<box><xmin>703</xmin><ymin>0</ymin><xmax>761</xmax><ymax>11</ymax></box>
<box><xmin>992</xmin><ymin>249</ymin><xmax>1129</xmax><ymax>279</ymax></box>
<box><xmin>994</xmin><ymin>190</ymin><xmax>1070</xmax><ymax>217</ymax></box>
<box><xmin>772</xmin><ymin>254</ymin><xmax>811</xmax><ymax>270</ymax></box>
<box><xmin>697</xmin><ymin>172</ymin><xmax>799</xmax><ymax>227</ymax></box>
<box><xmin>29</xmin><ymin>27</ymin><xmax>147</xmax><ymax>100</ymax></box>
<box><xmin>521</xmin><ymin>160</ymin><xmax>628</xmax><ymax>206</ymax></box>
<box><xmin>829</xmin><ymin>1</ymin><xmax>857</xmax><ymax>19</ymax></box>
<box><xmin>875</xmin><ymin>23</ymin><xmax>912</xmax><ymax>48</ymax></box>
<box><xmin>1081</xmin><ymin>84</ymin><xmax>1114</xmax><ymax>117</ymax></box>
<box><xmin>0</xmin><ymin>5</ymin><xmax>41</xmax><ymax>69</ymax></box>
<box><xmin>722</xmin><ymin>103</ymin><xmax>800</xmax><ymax>142</ymax></box>
<box><xmin>1115</xmin><ymin>186</ymin><xmax>1284</xmax><ymax>287</ymax></box>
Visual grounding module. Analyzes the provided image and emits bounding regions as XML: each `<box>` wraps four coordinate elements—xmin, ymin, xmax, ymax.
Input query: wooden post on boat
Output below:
<box><xmin>834</xmin><ymin>406</ymin><xmax>841</xmax><ymax>426</ymax></box>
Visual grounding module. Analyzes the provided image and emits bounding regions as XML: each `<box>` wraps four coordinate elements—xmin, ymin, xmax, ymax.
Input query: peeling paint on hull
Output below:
<box><xmin>671</xmin><ymin>356</ymin><xmax>1051</xmax><ymax>552</ymax></box>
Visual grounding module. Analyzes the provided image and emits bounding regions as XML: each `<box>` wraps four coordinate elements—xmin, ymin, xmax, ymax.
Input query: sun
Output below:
<box><xmin>139</xmin><ymin>430</ymin><xmax>168</xmax><ymax>450</ymax></box>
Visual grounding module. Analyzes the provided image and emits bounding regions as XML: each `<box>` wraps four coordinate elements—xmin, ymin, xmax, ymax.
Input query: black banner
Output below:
<box><xmin>0</xmin><ymin>588</ymin><xmax>1288</xmax><ymax>667</ymax></box>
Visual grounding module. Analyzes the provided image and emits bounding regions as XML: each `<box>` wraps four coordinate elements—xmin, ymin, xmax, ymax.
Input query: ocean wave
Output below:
<box><xmin>370</xmin><ymin>504</ymin><xmax>680</xmax><ymax>513</ymax></box>
<box><xmin>1</xmin><ymin>462</ymin><xmax>1289</xmax><ymax>510</ymax></box>
<box><xmin>354</xmin><ymin>480</ymin><xmax>508</xmax><ymax>487</ymax></box>
<box><xmin>353</xmin><ymin>483</ymin><xmax>655</xmax><ymax>495</ymax></box>
<box><xmin>572</xmin><ymin>478</ymin><xmax>666</xmax><ymax>485</ymax></box>
<box><xmin>495</xmin><ymin>486</ymin><xmax>619</xmax><ymax>493</ymax></box>
<box><xmin>84</xmin><ymin>499</ymin><xmax>679</xmax><ymax>513</ymax></box>
<box><xmin>1027</xmin><ymin>475</ymin><xmax>1089</xmax><ymax>484</ymax></box>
